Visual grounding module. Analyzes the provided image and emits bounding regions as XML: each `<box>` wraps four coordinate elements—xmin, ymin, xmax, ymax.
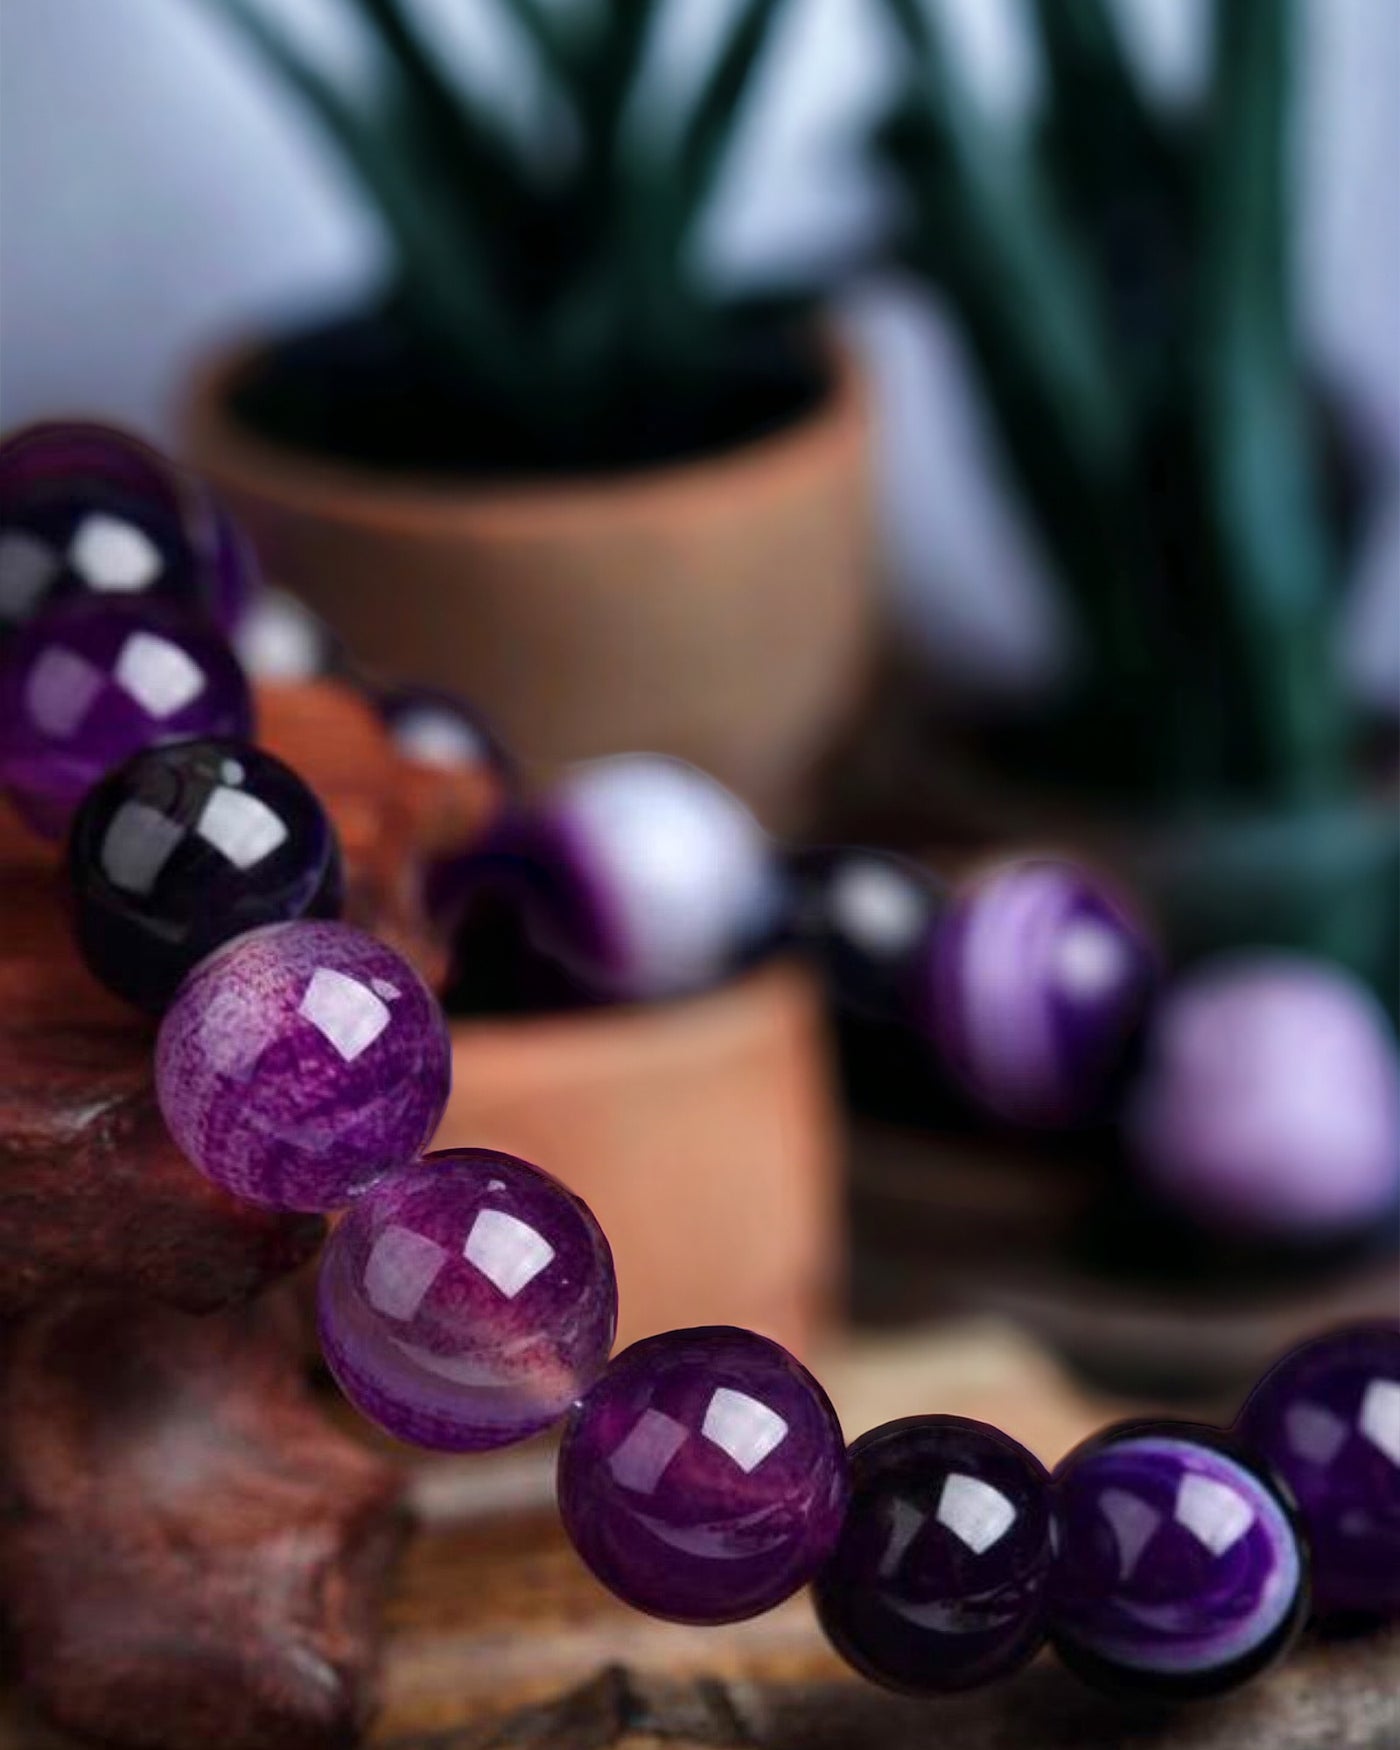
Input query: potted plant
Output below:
<box><xmin>182</xmin><ymin>0</ymin><xmax>873</xmax><ymax>826</ymax></box>
<box><xmin>866</xmin><ymin>0</ymin><xmax>1397</xmax><ymax>1010</ymax></box>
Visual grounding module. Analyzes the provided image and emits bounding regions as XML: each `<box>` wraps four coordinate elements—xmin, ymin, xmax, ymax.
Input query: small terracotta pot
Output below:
<box><xmin>436</xmin><ymin>960</ymin><xmax>842</xmax><ymax>1359</ymax></box>
<box><xmin>182</xmin><ymin>337</ymin><xmax>873</xmax><ymax>829</ymax></box>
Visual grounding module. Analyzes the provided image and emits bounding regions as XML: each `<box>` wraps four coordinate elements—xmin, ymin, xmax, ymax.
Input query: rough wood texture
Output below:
<box><xmin>0</xmin><ymin>678</ymin><xmax>477</xmax><ymax>1750</ymax></box>
<box><xmin>0</xmin><ymin>1294</ymin><xmax>406</xmax><ymax>1750</ymax></box>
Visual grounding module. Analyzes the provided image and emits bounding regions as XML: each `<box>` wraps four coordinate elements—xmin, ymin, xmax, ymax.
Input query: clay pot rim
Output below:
<box><xmin>182</xmin><ymin>328</ymin><xmax>867</xmax><ymax>540</ymax></box>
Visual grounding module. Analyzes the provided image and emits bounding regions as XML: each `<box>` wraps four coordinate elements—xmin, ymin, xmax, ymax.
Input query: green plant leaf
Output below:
<box><xmin>195</xmin><ymin>0</ymin><xmax>531</xmax><ymax>402</ymax></box>
<box><xmin>1194</xmin><ymin>0</ymin><xmax>1348</xmax><ymax>798</ymax></box>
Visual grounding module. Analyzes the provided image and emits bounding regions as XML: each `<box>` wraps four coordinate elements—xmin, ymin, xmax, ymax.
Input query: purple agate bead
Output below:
<box><xmin>924</xmin><ymin>858</ymin><xmax>1156</xmax><ymax>1127</ymax></box>
<box><xmin>1238</xmin><ymin>1325</ymin><xmax>1400</xmax><ymax>1618</ymax></box>
<box><xmin>0</xmin><ymin>600</ymin><xmax>253</xmax><ymax>838</ymax></box>
<box><xmin>69</xmin><ymin>738</ymin><xmax>343</xmax><ymax>1014</ymax></box>
<box><xmin>319</xmin><ymin>1149</ymin><xmax>617</xmax><ymax>1452</ymax></box>
<box><xmin>1050</xmin><ymin>1422</ymin><xmax>1308</xmax><ymax>1699</ymax></box>
<box><xmin>470</xmin><ymin>756</ymin><xmax>780</xmax><ymax>1004</ymax></box>
<box><xmin>1127</xmin><ymin>956</ymin><xmax>1400</xmax><ymax>1238</ymax></box>
<box><xmin>0</xmin><ymin>421</ymin><xmax>253</xmax><ymax>635</ymax></box>
<box><xmin>558</xmin><ymin>1326</ymin><xmax>849</xmax><ymax>1624</ymax></box>
<box><xmin>787</xmin><ymin>846</ymin><xmax>945</xmax><ymax>1026</ymax></box>
<box><xmin>155</xmin><ymin>920</ymin><xmax>450</xmax><ymax>1211</ymax></box>
<box><xmin>376</xmin><ymin>684</ymin><xmax>512</xmax><ymax>782</ymax></box>
<box><xmin>814</xmin><ymin>1416</ymin><xmax>1052</xmax><ymax>1693</ymax></box>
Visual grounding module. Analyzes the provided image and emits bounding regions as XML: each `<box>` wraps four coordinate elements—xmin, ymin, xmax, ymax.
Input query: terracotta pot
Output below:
<box><xmin>435</xmin><ymin>959</ymin><xmax>842</xmax><ymax>1359</ymax></box>
<box><xmin>183</xmin><ymin>338</ymin><xmax>874</xmax><ymax>828</ymax></box>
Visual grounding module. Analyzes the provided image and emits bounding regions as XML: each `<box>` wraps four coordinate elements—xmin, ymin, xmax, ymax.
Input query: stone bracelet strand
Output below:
<box><xmin>0</xmin><ymin>430</ymin><xmax>1396</xmax><ymax>1708</ymax></box>
<box><xmin>42</xmin><ymin>729</ymin><xmax>1400</xmax><ymax>1707</ymax></box>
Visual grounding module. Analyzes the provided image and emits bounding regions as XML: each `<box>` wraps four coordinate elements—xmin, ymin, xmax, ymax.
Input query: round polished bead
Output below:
<box><xmin>377</xmin><ymin>684</ymin><xmax>512</xmax><ymax>780</ymax></box>
<box><xmin>1237</xmin><ymin>1325</ymin><xmax>1400</xmax><ymax>1618</ymax></box>
<box><xmin>1050</xmin><ymin>1422</ymin><xmax>1308</xmax><ymax>1699</ymax></box>
<box><xmin>1127</xmin><ymin>956</ymin><xmax>1400</xmax><ymax>1238</ymax></box>
<box><xmin>0</xmin><ymin>421</ymin><xmax>250</xmax><ymax>635</ymax></box>
<box><xmin>68</xmin><ymin>738</ymin><xmax>344</xmax><ymax>1013</ymax></box>
<box><xmin>319</xmin><ymin>1149</ymin><xmax>617</xmax><ymax>1451</ymax></box>
<box><xmin>787</xmin><ymin>847</ymin><xmax>945</xmax><ymax>1026</ymax></box>
<box><xmin>0</xmin><ymin>600</ymin><xmax>253</xmax><ymax>839</ymax></box>
<box><xmin>232</xmin><ymin>586</ymin><xmax>336</xmax><ymax>683</ymax></box>
<box><xmin>155</xmin><ymin>920</ymin><xmax>450</xmax><ymax>1211</ymax></box>
<box><xmin>477</xmin><ymin>756</ymin><xmax>781</xmax><ymax>1003</ymax></box>
<box><xmin>924</xmin><ymin>858</ymin><xmax>1156</xmax><ymax>1127</ymax></box>
<box><xmin>558</xmin><ymin>1326</ymin><xmax>849</xmax><ymax>1624</ymax></box>
<box><xmin>814</xmin><ymin>1416</ymin><xmax>1053</xmax><ymax>1693</ymax></box>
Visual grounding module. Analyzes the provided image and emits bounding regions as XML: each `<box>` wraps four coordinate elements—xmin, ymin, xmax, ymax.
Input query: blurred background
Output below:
<box><xmin>4</xmin><ymin>0</ymin><xmax>1396</xmax><ymax>708</ymax></box>
<box><xmin>2</xmin><ymin>0</ymin><xmax>1397</xmax><ymax>1393</ymax></box>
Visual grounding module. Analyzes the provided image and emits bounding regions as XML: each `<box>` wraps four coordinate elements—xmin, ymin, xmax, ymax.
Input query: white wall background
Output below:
<box><xmin>1</xmin><ymin>0</ymin><xmax>1396</xmax><ymax>701</ymax></box>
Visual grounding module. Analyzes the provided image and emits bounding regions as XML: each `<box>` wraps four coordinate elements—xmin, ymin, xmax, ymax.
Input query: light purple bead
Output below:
<box><xmin>924</xmin><ymin>858</ymin><xmax>1156</xmax><ymax>1126</ymax></box>
<box><xmin>1050</xmin><ymin>1422</ymin><xmax>1308</xmax><ymax>1699</ymax></box>
<box><xmin>318</xmin><ymin>1149</ymin><xmax>617</xmax><ymax>1451</ymax></box>
<box><xmin>557</xmin><ymin>1326</ymin><xmax>849</xmax><ymax>1624</ymax></box>
<box><xmin>1127</xmin><ymin>954</ymin><xmax>1400</xmax><ymax>1237</ymax></box>
<box><xmin>0</xmin><ymin>599</ymin><xmax>252</xmax><ymax>838</ymax></box>
<box><xmin>155</xmin><ymin>920</ymin><xmax>450</xmax><ymax>1212</ymax></box>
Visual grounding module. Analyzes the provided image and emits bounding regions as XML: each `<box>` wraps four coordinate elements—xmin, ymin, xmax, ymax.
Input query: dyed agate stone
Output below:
<box><xmin>924</xmin><ymin>858</ymin><xmax>1155</xmax><ymax>1127</ymax></box>
<box><xmin>232</xmin><ymin>586</ymin><xmax>336</xmax><ymax>683</ymax></box>
<box><xmin>69</xmin><ymin>738</ymin><xmax>343</xmax><ymax>1013</ymax></box>
<box><xmin>459</xmin><ymin>756</ymin><xmax>781</xmax><ymax>1004</ymax></box>
<box><xmin>0</xmin><ymin>600</ymin><xmax>252</xmax><ymax>838</ymax></box>
<box><xmin>787</xmin><ymin>846</ymin><xmax>944</xmax><ymax>1026</ymax></box>
<box><xmin>155</xmin><ymin>920</ymin><xmax>450</xmax><ymax>1211</ymax></box>
<box><xmin>1238</xmin><ymin>1325</ymin><xmax>1400</xmax><ymax>1618</ymax></box>
<box><xmin>1127</xmin><ymin>956</ymin><xmax>1400</xmax><ymax>1238</ymax></box>
<box><xmin>558</xmin><ymin>1326</ymin><xmax>848</xmax><ymax>1624</ymax></box>
<box><xmin>1050</xmin><ymin>1422</ymin><xmax>1308</xmax><ymax>1699</ymax></box>
<box><xmin>814</xmin><ymin>1416</ymin><xmax>1052</xmax><ymax>1693</ymax></box>
<box><xmin>377</xmin><ymin>684</ymin><xmax>511</xmax><ymax>780</ymax></box>
<box><xmin>319</xmin><ymin>1149</ymin><xmax>617</xmax><ymax>1451</ymax></box>
<box><xmin>0</xmin><ymin>420</ymin><xmax>252</xmax><ymax>636</ymax></box>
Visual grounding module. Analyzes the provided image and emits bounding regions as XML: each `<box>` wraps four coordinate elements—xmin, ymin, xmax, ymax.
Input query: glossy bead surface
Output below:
<box><xmin>1050</xmin><ymin>1422</ymin><xmax>1308</xmax><ymax>1699</ymax></box>
<box><xmin>232</xmin><ymin>586</ymin><xmax>336</xmax><ymax>682</ymax></box>
<box><xmin>787</xmin><ymin>847</ymin><xmax>944</xmax><ymax>1026</ymax></box>
<box><xmin>68</xmin><ymin>738</ymin><xmax>343</xmax><ymax>1013</ymax></box>
<box><xmin>558</xmin><ymin>1326</ymin><xmax>848</xmax><ymax>1624</ymax></box>
<box><xmin>377</xmin><ymin>684</ymin><xmax>511</xmax><ymax>779</ymax></box>
<box><xmin>924</xmin><ymin>858</ymin><xmax>1156</xmax><ymax>1126</ymax></box>
<box><xmin>494</xmin><ymin>755</ymin><xmax>781</xmax><ymax>1003</ymax></box>
<box><xmin>319</xmin><ymin>1149</ymin><xmax>617</xmax><ymax>1451</ymax></box>
<box><xmin>1238</xmin><ymin>1325</ymin><xmax>1400</xmax><ymax>1618</ymax></box>
<box><xmin>1127</xmin><ymin>956</ymin><xmax>1400</xmax><ymax>1238</ymax></box>
<box><xmin>814</xmin><ymin>1416</ymin><xmax>1052</xmax><ymax>1693</ymax></box>
<box><xmin>0</xmin><ymin>421</ymin><xmax>250</xmax><ymax>635</ymax></box>
<box><xmin>155</xmin><ymin>920</ymin><xmax>450</xmax><ymax>1211</ymax></box>
<box><xmin>0</xmin><ymin>601</ymin><xmax>253</xmax><ymax>838</ymax></box>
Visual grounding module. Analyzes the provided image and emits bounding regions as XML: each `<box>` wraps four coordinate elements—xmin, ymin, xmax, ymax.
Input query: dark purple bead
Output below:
<box><xmin>68</xmin><ymin>738</ymin><xmax>343</xmax><ymax>1014</ymax></box>
<box><xmin>786</xmin><ymin>847</ymin><xmax>945</xmax><ymax>1026</ymax></box>
<box><xmin>376</xmin><ymin>684</ymin><xmax>513</xmax><ymax>782</ymax></box>
<box><xmin>1238</xmin><ymin>1325</ymin><xmax>1400</xmax><ymax>1619</ymax></box>
<box><xmin>318</xmin><ymin>1148</ymin><xmax>617</xmax><ymax>1452</ymax></box>
<box><xmin>924</xmin><ymin>858</ymin><xmax>1156</xmax><ymax>1127</ymax></box>
<box><xmin>155</xmin><ymin>920</ymin><xmax>450</xmax><ymax>1211</ymax></box>
<box><xmin>1050</xmin><ymin>1422</ymin><xmax>1309</xmax><ymax>1699</ymax></box>
<box><xmin>814</xmin><ymin>1416</ymin><xmax>1052</xmax><ymax>1693</ymax></box>
<box><xmin>0</xmin><ymin>421</ymin><xmax>251</xmax><ymax>636</ymax></box>
<box><xmin>557</xmin><ymin>1326</ymin><xmax>848</xmax><ymax>1624</ymax></box>
<box><xmin>0</xmin><ymin>600</ymin><xmax>253</xmax><ymax>839</ymax></box>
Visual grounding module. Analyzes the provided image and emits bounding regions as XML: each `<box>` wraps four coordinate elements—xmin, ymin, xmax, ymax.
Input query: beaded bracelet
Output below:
<box><xmin>1</xmin><ymin>426</ymin><xmax>1397</xmax><ymax>1711</ymax></box>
